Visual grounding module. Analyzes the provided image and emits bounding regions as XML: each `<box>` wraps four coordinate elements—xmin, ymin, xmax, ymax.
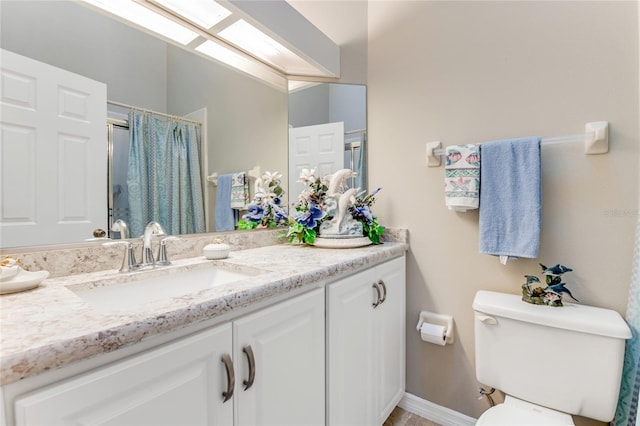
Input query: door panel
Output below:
<box><xmin>0</xmin><ymin>49</ymin><xmax>107</xmax><ymax>247</ymax></box>
<box><xmin>14</xmin><ymin>324</ymin><xmax>234</xmax><ymax>426</ymax></box>
<box><xmin>376</xmin><ymin>257</ymin><xmax>407</xmax><ymax>423</ymax></box>
<box><xmin>327</xmin><ymin>269</ymin><xmax>377</xmax><ymax>426</ymax></box>
<box><xmin>288</xmin><ymin>122</ymin><xmax>344</xmax><ymax>201</ymax></box>
<box><xmin>234</xmin><ymin>288</ymin><xmax>325</xmax><ymax>426</ymax></box>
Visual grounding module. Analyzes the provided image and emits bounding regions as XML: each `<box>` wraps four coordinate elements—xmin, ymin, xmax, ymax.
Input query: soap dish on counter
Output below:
<box><xmin>203</xmin><ymin>239</ymin><xmax>231</xmax><ymax>260</ymax></box>
<box><xmin>1</xmin><ymin>268</ymin><xmax>49</xmax><ymax>294</ymax></box>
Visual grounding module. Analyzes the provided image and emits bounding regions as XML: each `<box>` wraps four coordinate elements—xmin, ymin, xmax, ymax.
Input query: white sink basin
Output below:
<box><xmin>69</xmin><ymin>264</ymin><xmax>259</xmax><ymax>312</ymax></box>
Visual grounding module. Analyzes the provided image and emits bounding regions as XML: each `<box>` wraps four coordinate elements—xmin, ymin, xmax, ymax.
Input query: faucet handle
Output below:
<box><xmin>103</xmin><ymin>241</ymin><xmax>138</xmax><ymax>273</ymax></box>
<box><xmin>156</xmin><ymin>236</ymin><xmax>179</xmax><ymax>266</ymax></box>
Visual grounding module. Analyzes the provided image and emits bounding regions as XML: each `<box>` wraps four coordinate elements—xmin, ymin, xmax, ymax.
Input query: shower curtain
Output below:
<box><xmin>127</xmin><ymin>111</ymin><xmax>205</xmax><ymax>237</ymax></box>
<box><xmin>616</xmin><ymin>215</ymin><xmax>640</xmax><ymax>426</ymax></box>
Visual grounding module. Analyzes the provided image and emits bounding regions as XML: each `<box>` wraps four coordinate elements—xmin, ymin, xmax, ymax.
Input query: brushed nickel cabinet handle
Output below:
<box><xmin>372</xmin><ymin>283</ymin><xmax>382</xmax><ymax>308</ymax></box>
<box><xmin>378</xmin><ymin>279</ymin><xmax>387</xmax><ymax>304</ymax></box>
<box><xmin>221</xmin><ymin>353</ymin><xmax>234</xmax><ymax>403</ymax></box>
<box><xmin>243</xmin><ymin>345</ymin><xmax>256</xmax><ymax>391</ymax></box>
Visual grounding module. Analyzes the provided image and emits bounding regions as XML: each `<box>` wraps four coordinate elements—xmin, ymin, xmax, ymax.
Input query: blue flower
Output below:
<box><xmin>352</xmin><ymin>205</ymin><xmax>373</xmax><ymax>224</ymax></box>
<box><xmin>243</xmin><ymin>204</ymin><xmax>264</xmax><ymax>222</ymax></box>
<box><xmin>269</xmin><ymin>203</ymin><xmax>288</xmax><ymax>223</ymax></box>
<box><xmin>295</xmin><ymin>203</ymin><xmax>326</xmax><ymax>229</ymax></box>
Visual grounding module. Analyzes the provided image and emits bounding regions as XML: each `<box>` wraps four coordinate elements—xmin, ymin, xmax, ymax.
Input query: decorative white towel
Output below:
<box><xmin>444</xmin><ymin>144</ymin><xmax>480</xmax><ymax>211</ymax></box>
<box><xmin>230</xmin><ymin>172</ymin><xmax>249</xmax><ymax>209</ymax></box>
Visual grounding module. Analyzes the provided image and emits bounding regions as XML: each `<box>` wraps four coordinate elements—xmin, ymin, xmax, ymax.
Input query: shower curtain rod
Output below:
<box><xmin>345</xmin><ymin>128</ymin><xmax>366</xmax><ymax>136</ymax></box>
<box><xmin>107</xmin><ymin>100</ymin><xmax>203</xmax><ymax>126</ymax></box>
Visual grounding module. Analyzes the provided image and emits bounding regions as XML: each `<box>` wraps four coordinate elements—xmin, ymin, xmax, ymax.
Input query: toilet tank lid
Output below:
<box><xmin>473</xmin><ymin>291</ymin><xmax>631</xmax><ymax>339</ymax></box>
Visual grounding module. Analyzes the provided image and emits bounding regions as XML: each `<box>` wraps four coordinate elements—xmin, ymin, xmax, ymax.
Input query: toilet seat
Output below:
<box><xmin>476</xmin><ymin>396</ymin><xmax>575</xmax><ymax>425</ymax></box>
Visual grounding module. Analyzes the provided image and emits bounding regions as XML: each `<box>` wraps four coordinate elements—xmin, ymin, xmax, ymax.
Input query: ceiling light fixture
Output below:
<box><xmin>152</xmin><ymin>0</ymin><xmax>232</xmax><ymax>30</ymax></box>
<box><xmin>79</xmin><ymin>0</ymin><xmax>340</xmax><ymax>91</ymax></box>
<box><xmin>217</xmin><ymin>19</ymin><xmax>321</xmax><ymax>76</ymax></box>
<box><xmin>195</xmin><ymin>39</ymin><xmax>285</xmax><ymax>88</ymax></box>
<box><xmin>82</xmin><ymin>0</ymin><xmax>198</xmax><ymax>46</ymax></box>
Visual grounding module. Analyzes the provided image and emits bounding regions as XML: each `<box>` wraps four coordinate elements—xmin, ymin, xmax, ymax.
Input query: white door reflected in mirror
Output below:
<box><xmin>0</xmin><ymin>49</ymin><xmax>107</xmax><ymax>248</ymax></box>
<box><xmin>288</xmin><ymin>122</ymin><xmax>345</xmax><ymax>202</ymax></box>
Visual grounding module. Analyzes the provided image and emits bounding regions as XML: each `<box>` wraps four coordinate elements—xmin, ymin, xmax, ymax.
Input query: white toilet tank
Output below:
<box><xmin>473</xmin><ymin>290</ymin><xmax>631</xmax><ymax>422</ymax></box>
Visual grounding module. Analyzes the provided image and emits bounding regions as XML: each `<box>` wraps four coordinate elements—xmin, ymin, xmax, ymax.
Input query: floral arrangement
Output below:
<box><xmin>286</xmin><ymin>168</ymin><xmax>385</xmax><ymax>245</ymax></box>
<box><xmin>237</xmin><ymin>171</ymin><xmax>288</xmax><ymax>230</ymax></box>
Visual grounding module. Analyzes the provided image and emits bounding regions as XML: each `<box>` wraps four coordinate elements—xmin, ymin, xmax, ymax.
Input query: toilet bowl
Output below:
<box><xmin>476</xmin><ymin>396</ymin><xmax>574</xmax><ymax>425</ymax></box>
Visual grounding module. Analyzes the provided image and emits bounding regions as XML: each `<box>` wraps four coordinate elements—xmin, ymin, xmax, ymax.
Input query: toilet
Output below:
<box><xmin>473</xmin><ymin>290</ymin><xmax>632</xmax><ymax>425</ymax></box>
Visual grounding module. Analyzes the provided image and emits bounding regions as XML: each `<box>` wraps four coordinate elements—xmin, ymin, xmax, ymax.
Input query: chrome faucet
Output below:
<box><xmin>111</xmin><ymin>219</ymin><xmax>130</xmax><ymax>239</ymax></box>
<box><xmin>140</xmin><ymin>221</ymin><xmax>166</xmax><ymax>267</ymax></box>
<box><xmin>103</xmin><ymin>241</ymin><xmax>139</xmax><ymax>273</ymax></box>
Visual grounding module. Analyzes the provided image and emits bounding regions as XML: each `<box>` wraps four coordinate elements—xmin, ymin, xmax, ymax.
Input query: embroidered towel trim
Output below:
<box><xmin>230</xmin><ymin>172</ymin><xmax>249</xmax><ymax>209</ymax></box>
<box><xmin>479</xmin><ymin>137</ymin><xmax>542</xmax><ymax>260</ymax></box>
<box><xmin>444</xmin><ymin>144</ymin><xmax>480</xmax><ymax>211</ymax></box>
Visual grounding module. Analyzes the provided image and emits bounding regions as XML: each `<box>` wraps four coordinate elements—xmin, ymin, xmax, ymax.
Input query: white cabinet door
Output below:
<box><xmin>0</xmin><ymin>49</ymin><xmax>107</xmax><ymax>247</ymax></box>
<box><xmin>375</xmin><ymin>256</ymin><xmax>406</xmax><ymax>424</ymax></box>
<box><xmin>327</xmin><ymin>267</ymin><xmax>377</xmax><ymax>426</ymax></box>
<box><xmin>14</xmin><ymin>324</ymin><xmax>234</xmax><ymax>426</ymax></box>
<box><xmin>233</xmin><ymin>288</ymin><xmax>325</xmax><ymax>426</ymax></box>
<box><xmin>327</xmin><ymin>255</ymin><xmax>406</xmax><ymax>426</ymax></box>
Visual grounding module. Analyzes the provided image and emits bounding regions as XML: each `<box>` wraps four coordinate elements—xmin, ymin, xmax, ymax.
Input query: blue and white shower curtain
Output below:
<box><xmin>616</xmin><ymin>215</ymin><xmax>640</xmax><ymax>426</ymax></box>
<box><xmin>127</xmin><ymin>111</ymin><xmax>206</xmax><ymax>237</ymax></box>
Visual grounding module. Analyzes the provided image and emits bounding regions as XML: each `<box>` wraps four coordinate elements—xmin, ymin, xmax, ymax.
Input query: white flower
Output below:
<box><xmin>297</xmin><ymin>187</ymin><xmax>315</xmax><ymax>202</ymax></box>
<box><xmin>298</xmin><ymin>168</ymin><xmax>316</xmax><ymax>184</ymax></box>
<box><xmin>262</xmin><ymin>171</ymin><xmax>282</xmax><ymax>186</ymax></box>
<box><xmin>262</xmin><ymin>191</ymin><xmax>278</xmax><ymax>204</ymax></box>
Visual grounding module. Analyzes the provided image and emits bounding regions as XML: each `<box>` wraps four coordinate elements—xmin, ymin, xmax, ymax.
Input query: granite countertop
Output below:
<box><xmin>0</xmin><ymin>242</ymin><xmax>407</xmax><ymax>386</ymax></box>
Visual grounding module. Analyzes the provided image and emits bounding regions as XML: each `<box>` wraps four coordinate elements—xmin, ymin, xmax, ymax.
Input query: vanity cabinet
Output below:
<box><xmin>326</xmin><ymin>255</ymin><xmax>406</xmax><ymax>426</ymax></box>
<box><xmin>11</xmin><ymin>288</ymin><xmax>325</xmax><ymax>426</ymax></box>
<box><xmin>3</xmin><ymin>253</ymin><xmax>407</xmax><ymax>426</ymax></box>
<box><xmin>233</xmin><ymin>287</ymin><xmax>325</xmax><ymax>426</ymax></box>
<box><xmin>13</xmin><ymin>323</ymin><xmax>234</xmax><ymax>425</ymax></box>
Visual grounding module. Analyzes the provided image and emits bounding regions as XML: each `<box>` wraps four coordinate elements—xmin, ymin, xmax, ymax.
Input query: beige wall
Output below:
<box><xmin>367</xmin><ymin>0</ymin><xmax>639</xmax><ymax>421</ymax></box>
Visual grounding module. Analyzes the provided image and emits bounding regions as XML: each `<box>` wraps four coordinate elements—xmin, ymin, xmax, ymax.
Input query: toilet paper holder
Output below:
<box><xmin>416</xmin><ymin>311</ymin><xmax>455</xmax><ymax>345</ymax></box>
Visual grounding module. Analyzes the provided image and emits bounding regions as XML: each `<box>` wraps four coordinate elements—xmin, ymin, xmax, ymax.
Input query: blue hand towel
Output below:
<box><xmin>479</xmin><ymin>137</ymin><xmax>542</xmax><ymax>260</ymax></box>
<box><xmin>215</xmin><ymin>174</ymin><xmax>236</xmax><ymax>231</ymax></box>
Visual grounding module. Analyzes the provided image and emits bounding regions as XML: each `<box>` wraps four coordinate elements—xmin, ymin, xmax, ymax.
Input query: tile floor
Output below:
<box><xmin>383</xmin><ymin>407</ymin><xmax>441</xmax><ymax>426</ymax></box>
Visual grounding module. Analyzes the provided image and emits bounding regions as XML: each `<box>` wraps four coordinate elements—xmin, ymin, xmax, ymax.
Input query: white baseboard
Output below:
<box><xmin>398</xmin><ymin>392</ymin><xmax>477</xmax><ymax>426</ymax></box>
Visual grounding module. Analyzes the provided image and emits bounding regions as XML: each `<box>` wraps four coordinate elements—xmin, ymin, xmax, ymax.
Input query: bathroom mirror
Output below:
<box><xmin>288</xmin><ymin>82</ymin><xmax>367</xmax><ymax>202</ymax></box>
<box><xmin>0</xmin><ymin>0</ymin><xmax>287</xmax><ymax>249</ymax></box>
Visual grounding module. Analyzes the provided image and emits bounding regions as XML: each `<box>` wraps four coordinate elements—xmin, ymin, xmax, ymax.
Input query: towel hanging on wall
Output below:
<box><xmin>230</xmin><ymin>172</ymin><xmax>250</xmax><ymax>209</ymax></box>
<box><xmin>444</xmin><ymin>144</ymin><xmax>480</xmax><ymax>211</ymax></box>
<box><xmin>215</xmin><ymin>174</ymin><xmax>236</xmax><ymax>232</ymax></box>
<box><xmin>479</xmin><ymin>137</ymin><xmax>542</xmax><ymax>263</ymax></box>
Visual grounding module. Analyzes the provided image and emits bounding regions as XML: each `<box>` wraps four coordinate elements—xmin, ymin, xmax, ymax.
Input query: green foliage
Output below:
<box><xmin>363</xmin><ymin>220</ymin><xmax>385</xmax><ymax>244</ymax></box>
<box><xmin>286</xmin><ymin>221</ymin><xmax>319</xmax><ymax>245</ymax></box>
<box><xmin>237</xmin><ymin>219</ymin><xmax>258</xmax><ymax>230</ymax></box>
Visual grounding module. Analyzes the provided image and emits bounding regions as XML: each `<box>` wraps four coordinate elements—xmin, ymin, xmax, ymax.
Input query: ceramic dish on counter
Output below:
<box><xmin>0</xmin><ymin>265</ymin><xmax>20</xmax><ymax>282</ymax></box>
<box><xmin>0</xmin><ymin>269</ymin><xmax>49</xmax><ymax>294</ymax></box>
<box><xmin>203</xmin><ymin>240</ymin><xmax>231</xmax><ymax>259</ymax></box>
<box><xmin>312</xmin><ymin>236</ymin><xmax>372</xmax><ymax>249</ymax></box>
